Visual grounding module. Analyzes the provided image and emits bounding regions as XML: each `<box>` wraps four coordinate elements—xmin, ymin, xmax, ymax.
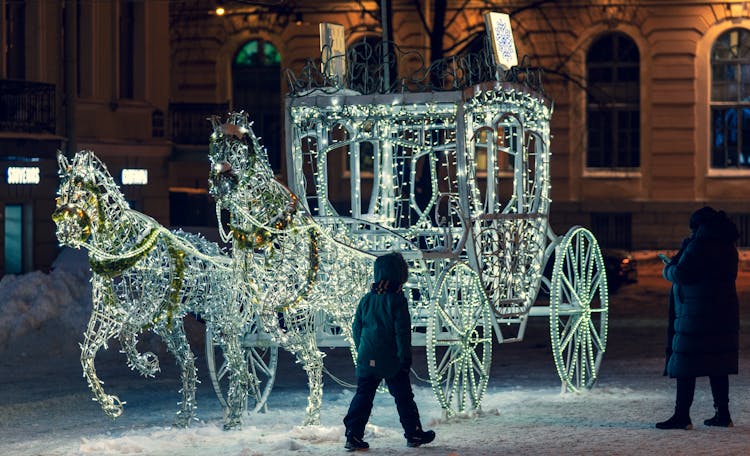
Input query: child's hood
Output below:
<box><xmin>373</xmin><ymin>253</ymin><xmax>408</xmax><ymax>284</ymax></box>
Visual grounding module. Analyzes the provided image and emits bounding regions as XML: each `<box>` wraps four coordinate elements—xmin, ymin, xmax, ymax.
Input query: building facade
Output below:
<box><xmin>0</xmin><ymin>0</ymin><xmax>170</xmax><ymax>275</ymax></box>
<box><xmin>171</xmin><ymin>0</ymin><xmax>750</xmax><ymax>251</ymax></box>
<box><xmin>2</xmin><ymin>0</ymin><xmax>749</xmax><ymax>275</ymax></box>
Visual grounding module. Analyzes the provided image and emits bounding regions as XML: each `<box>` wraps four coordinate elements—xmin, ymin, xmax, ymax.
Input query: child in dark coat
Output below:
<box><xmin>343</xmin><ymin>252</ymin><xmax>435</xmax><ymax>451</ymax></box>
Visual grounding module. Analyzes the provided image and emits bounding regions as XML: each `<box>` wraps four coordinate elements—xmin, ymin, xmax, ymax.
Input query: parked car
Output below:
<box><xmin>540</xmin><ymin>248</ymin><xmax>638</xmax><ymax>296</ymax></box>
<box><xmin>602</xmin><ymin>248</ymin><xmax>638</xmax><ymax>293</ymax></box>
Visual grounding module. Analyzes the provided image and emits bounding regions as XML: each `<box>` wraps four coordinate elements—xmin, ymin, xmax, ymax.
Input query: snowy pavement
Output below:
<box><xmin>1</xmin><ymin>252</ymin><xmax>749</xmax><ymax>455</ymax></box>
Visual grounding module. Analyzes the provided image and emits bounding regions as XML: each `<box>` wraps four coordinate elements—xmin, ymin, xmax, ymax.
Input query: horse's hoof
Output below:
<box><xmin>173</xmin><ymin>414</ymin><xmax>193</xmax><ymax>428</ymax></box>
<box><xmin>142</xmin><ymin>352</ymin><xmax>160</xmax><ymax>375</ymax></box>
<box><xmin>223</xmin><ymin>420</ymin><xmax>242</xmax><ymax>431</ymax></box>
<box><xmin>102</xmin><ymin>395</ymin><xmax>124</xmax><ymax>418</ymax></box>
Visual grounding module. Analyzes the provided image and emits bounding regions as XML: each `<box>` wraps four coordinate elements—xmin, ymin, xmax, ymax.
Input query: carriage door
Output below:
<box><xmin>232</xmin><ymin>39</ymin><xmax>282</xmax><ymax>173</ymax></box>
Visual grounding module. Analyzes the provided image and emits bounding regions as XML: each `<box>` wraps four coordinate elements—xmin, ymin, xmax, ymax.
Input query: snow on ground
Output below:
<box><xmin>1</xmin><ymin>249</ymin><xmax>750</xmax><ymax>455</ymax></box>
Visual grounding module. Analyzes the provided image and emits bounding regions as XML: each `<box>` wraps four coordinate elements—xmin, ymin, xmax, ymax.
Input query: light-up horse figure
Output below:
<box><xmin>53</xmin><ymin>150</ymin><xmax>256</xmax><ymax>429</ymax></box>
<box><xmin>208</xmin><ymin>113</ymin><xmax>373</xmax><ymax>425</ymax></box>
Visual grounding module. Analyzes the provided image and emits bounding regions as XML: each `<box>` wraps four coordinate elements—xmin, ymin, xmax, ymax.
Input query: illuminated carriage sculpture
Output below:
<box><xmin>206</xmin><ymin>29</ymin><xmax>610</xmax><ymax>421</ymax></box>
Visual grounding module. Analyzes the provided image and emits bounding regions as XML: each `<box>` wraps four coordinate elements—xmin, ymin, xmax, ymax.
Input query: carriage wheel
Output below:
<box><xmin>426</xmin><ymin>261</ymin><xmax>492</xmax><ymax>417</ymax></box>
<box><xmin>549</xmin><ymin>227</ymin><xmax>609</xmax><ymax>392</ymax></box>
<box><xmin>205</xmin><ymin>319</ymin><xmax>279</xmax><ymax>414</ymax></box>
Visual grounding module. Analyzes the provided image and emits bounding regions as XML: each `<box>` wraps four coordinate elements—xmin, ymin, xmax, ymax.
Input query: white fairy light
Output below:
<box><xmin>283</xmin><ymin>80</ymin><xmax>608</xmax><ymax>414</ymax></box>
<box><xmin>53</xmin><ymin>150</ymin><xmax>256</xmax><ymax>430</ymax></box>
<box><xmin>208</xmin><ymin>113</ymin><xmax>373</xmax><ymax>425</ymax></box>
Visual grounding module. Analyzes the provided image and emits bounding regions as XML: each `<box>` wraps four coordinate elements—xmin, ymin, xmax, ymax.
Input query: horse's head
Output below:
<box><xmin>52</xmin><ymin>151</ymin><xmax>113</xmax><ymax>246</ymax></box>
<box><xmin>208</xmin><ymin>112</ymin><xmax>274</xmax><ymax>204</ymax></box>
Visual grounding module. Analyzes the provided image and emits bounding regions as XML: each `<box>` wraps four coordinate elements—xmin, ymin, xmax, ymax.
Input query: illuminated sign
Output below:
<box><xmin>7</xmin><ymin>166</ymin><xmax>41</xmax><ymax>184</ymax></box>
<box><xmin>121</xmin><ymin>168</ymin><xmax>148</xmax><ymax>185</ymax></box>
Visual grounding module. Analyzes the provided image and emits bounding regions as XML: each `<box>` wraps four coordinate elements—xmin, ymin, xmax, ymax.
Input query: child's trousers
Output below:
<box><xmin>343</xmin><ymin>368</ymin><xmax>422</xmax><ymax>439</ymax></box>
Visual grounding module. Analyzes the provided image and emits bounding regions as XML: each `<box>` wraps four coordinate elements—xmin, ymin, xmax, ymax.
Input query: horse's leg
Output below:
<box><xmin>262</xmin><ymin>307</ymin><xmax>324</xmax><ymax>425</ymax></box>
<box><xmin>220</xmin><ymin>324</ymin><xmax>253</xmax><ymax>430</ymax></box>
<box><xmin>119</xmin><ymin>324</ymin><xmax>160</xmax><ymax>377</ymax></box>
<box><xmin>299</xmin><ymin>334</ymin><xmax>325</xmax><ymax>426</ymax></box>
<box><xmin>282</xmin><ymin>322</ymin><xmax>325</xmax><ymax>425</ymax></box>
<box><xmin>81</xmin><ymin>281</ymin><xmax>125</xmax><ymax>418</ymax></box>
<box><xmin>157</xmin><ymin>320</ymin><xmax>198</xmax><ymax>427</ymax></box>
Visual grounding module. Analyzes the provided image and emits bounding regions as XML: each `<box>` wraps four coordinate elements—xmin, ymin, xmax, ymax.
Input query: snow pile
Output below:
<box><xmin>0</xmin><ymin>258</ymin><xmax>91</xmax><ymax>357</ymax></box>
<box><xmin>0</xmin><ymin>247</ymin><xmax>203</xmax><ymax>361</ymax></box>
<box><xmin>2</xmin><ymin>249</ymin><xmax>750</xmax><ymax>455</ymax></box>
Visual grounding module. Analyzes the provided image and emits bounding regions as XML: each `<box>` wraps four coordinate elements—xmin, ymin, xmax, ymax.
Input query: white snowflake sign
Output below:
<box><xmin>484</xmin><ymin>12</ymin><xmax>518</xmax><ymax>71</ymax></box>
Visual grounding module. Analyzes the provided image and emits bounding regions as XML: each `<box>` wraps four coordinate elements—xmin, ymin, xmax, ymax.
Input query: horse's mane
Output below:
<box><xmin>210</xmin><ymin>112</ymin><xmax>275</xmax><ymax>180</ymax></box>
<box><xmin>69</xmin><ymin>150</ymin><xmax>131</xmax><ymax>212</ymax></box>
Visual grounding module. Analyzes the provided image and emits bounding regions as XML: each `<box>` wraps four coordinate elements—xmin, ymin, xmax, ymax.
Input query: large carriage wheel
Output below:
<box><xmin>426</xmin><ymin>261</ymin><xmax>492</xmax><ymax>417</ymax></box>
<box><xmin>549</xmin><ymin>227</ymin><xmax>609</xmax><ymax>392</ymax></box>
<box><xmin>205</xmin><ymin>319</ymin><xmax>279</xmax><ymax>414</ymax></box>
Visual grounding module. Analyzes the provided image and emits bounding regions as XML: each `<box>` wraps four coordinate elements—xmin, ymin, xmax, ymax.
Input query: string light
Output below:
<box><xmin>209</xmin><ymin>113</ymin><xmax>373</xmax><ymax>425</ymax></box>
<box><xmin>53</xmin><ymin>150</ymin><xmax>257</xmax><ymax>430</ymax></box>
<box><xmin>51</xmin><ymin>76</ymin><xmax>608</xmax><ymax>427</ymax></box>
<box><xmin>549</xmin><ymin>227</ymin><xmax>609</xmax><ymax>393</ymax></box>
<box><xmin>285</xmin><ymin>80</ymin><xmax>608</xmax><ymax>415</ymax></box>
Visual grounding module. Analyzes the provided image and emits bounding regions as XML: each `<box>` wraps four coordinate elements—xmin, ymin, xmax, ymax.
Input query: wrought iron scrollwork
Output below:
<box><xmin>286</xmin><ymin>37</ymin><xmax>544</xmax><ymax>96</ymax></box>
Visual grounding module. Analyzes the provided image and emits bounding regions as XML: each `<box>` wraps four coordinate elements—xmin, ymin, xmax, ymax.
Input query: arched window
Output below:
<box><xmin>711</xmin><ymin>28</ymin><xmax>750</xmax><ymax>169</ymax></box>
<box><xmin>234</xmin><ymin>39</ymin><xmax>281</xmax><ymax>67</ymax></box>
<box><xmin>232</xmin><ymin>39</ymin><xmax>282</xmax><ymax>172</ymax></box>
<box><xmin>586</xmin><ymin>32</ymin><xmax>640</xmax><ymax>168</ymax></box>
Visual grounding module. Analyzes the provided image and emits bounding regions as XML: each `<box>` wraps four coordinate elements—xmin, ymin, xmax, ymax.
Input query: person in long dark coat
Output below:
<box><xmin>342</xmin><ymin>252</ymin><xmax>435</xmax><ymax>451</ymax></box>
<box><xmin>656</xmin><ymin>206</ymin><xmax>740</xmax><ymax>430</ymax></box>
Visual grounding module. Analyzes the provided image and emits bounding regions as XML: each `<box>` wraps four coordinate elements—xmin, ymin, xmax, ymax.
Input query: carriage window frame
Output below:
<box><xmin>474</xmin><ymin>126</ymin><xmax>493</xmax><ymax>178</ymax></box>
<box><xmin>342</xmin><ymin>139</ymin><xmax>376</xmax><ymax>179</ymax></box>
<box><xmin>332</xmin><ymin>123</ymin><xmax>375</xmax><ymax>179</ymax></box>
<box><xmin>473</xmin><ymin>123</ymin><xmax>516</xmax><ymax>179</ymax></box>
<box><xmin>497</xmin><ymin>121</ymin><xmax>519</xmax><ymax>176</ymax></box>
<box><xmin>710</xmin><ymin>28</ymin><xmax>750</xmax><ymax>170</ymax></box>
<box><xmin>585</xmin><ymin>32</ymin><xmax>641</xmax><ymax>170</ymax></box>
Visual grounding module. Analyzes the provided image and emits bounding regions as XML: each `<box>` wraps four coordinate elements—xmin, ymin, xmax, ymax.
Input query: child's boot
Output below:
<box><xmin>344</xmin><ymin>434</ymin><xmax>370</xmax><ymax>452</ymax></box>
<box><xmin>405</xmin><ymin>428</ymin><xmax>435</xmax><ymax>447</ymax></box>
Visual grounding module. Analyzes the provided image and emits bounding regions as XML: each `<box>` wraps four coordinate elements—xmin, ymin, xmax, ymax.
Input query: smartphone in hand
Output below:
<box><xmin>658</xmin><ymin>253</ymin><xmax>670</xmax><ymax>264</ymax></box>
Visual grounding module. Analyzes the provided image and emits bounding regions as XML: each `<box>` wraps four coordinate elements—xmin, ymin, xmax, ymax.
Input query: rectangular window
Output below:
<box><xmin>119</xmin><ymin>0</ymin><xmax>135</xmax><ymax>99</ymax></box>
<box><xmin>710</xmin><ymin>29</ymin><xmax>750</xmax><ymax>170</ymax></box>
<box><xmin>586</xmin><ymin>33</ymin><xmax>640</xmax><ymax>170</ymax></box>
<box><xmin>590</xmin><ymin>212</ymin><xmax>632</xmax><ymax>250</ymax></box>
<box><xmin>5</xmin><ymin>2</ymin><xmax>25</xmax><ymax>79</ymax></box>
<box><xmin>587</xmin><ymin>109</ymin><xmax>640</xmax><ymax>168</ymax></box>
<box><xmin>711</xmin><ymin>107</ymin><xmax>750</xmax><ymax>168</ymax></box>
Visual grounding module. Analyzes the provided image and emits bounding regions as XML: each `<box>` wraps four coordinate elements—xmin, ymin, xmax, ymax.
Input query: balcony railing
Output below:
<box><xmin>170</xmin><ymin>102</ymin><xmax>229</xmax><ymax>145</ymax></box>
<box><xmin>0</xmin><ymin>80</ymin><xmax>56</xmax><ymax>134</ymax></box>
